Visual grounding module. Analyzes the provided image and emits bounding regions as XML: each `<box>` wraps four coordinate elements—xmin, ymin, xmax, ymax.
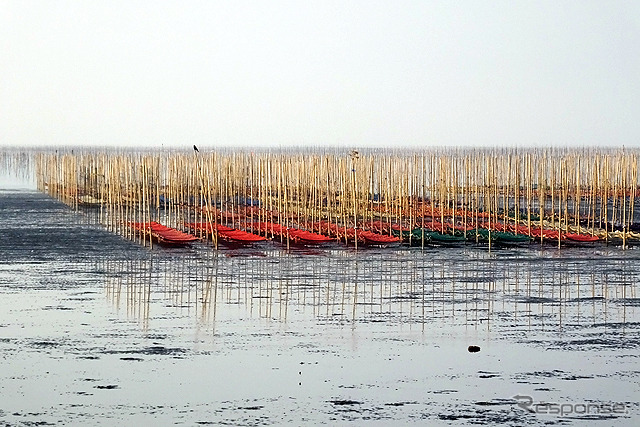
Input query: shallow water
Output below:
<box><xmin>0</xmin><ymin>189</ymin><xmax>639</xmax><ymax>426</ymax></box>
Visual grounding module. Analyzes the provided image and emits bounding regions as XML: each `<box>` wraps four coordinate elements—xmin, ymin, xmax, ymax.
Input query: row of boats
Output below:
<box><xmin>129</xmin><ymin>221</ymin><xmax>400</xmax><ymax>246</ymax></box>
<box><xmin>127</xmin><ymin>217</ymin><xmax>635</xmax><ymax>248</ymax></box>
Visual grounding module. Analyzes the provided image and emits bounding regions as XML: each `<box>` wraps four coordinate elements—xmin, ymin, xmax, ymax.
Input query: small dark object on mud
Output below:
<box><xmin>120</xmin><ymin>357</ymin><xmax>144</xmax><ymax>362</ymax></box>
<box><xmin>468</xmin><ymin>345</ymin><xmax>481</xmax><ymax>353</ymax></box>
<box><xmin>330</xmin><ymin>400</ymin><xmax>361</xmax><ymax>406</ymax></box>
<box><xmin>95</xmin><ymin>384</ymin><xmax>119</xmax><ymax>389</ymax></box>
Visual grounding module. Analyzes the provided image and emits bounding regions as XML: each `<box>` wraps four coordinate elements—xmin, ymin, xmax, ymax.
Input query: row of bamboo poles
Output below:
<box><xmin>26</xmin><ymin>147</ymin><xmax>640</xmax><ymax>248</ymax></box>
<box><xmin>0</xmin><ymin>149</ymin><xmax>36</xmax><ymax>184</ymax></box>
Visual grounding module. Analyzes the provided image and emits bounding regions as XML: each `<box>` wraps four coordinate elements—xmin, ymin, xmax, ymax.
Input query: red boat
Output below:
<box><xmin>563</xmin><ymin>233</ymin><xmax>599</xmax><ymax>243</ymax></box>
<box><xmin>253</xmin><ymin>222</ymin><xmax>333</xmax><ymax>244</ymax></box>
<box><xmin>528</xmin><ymin>227</ymin><xmax>560</xmax><ymax>240</ymax></box>
<box><xmin>311</xmin><ymin>221</ymin><xmax>400</xmax><ymax>246</ymax></box>
<box><xmin>513</xmin><ymin>224</ymin><xmax>599</xmax><ymax>243</ymax></box>
<box><xmin>130</xmin><ymin>222</ymin><xmax>198</xmax><ymax>246</ymax></box>
<box><xmin>186</xmin><ymin>222</ymin><xmax>266</xmax><ymax>243</ymax></box>
<box><xmin>311</xmin><ymin>221</ymin><xmax>356</xmax><ymax>240</ymax></box>
<box><xmin>357</xmin><ymin>230</ymin><xmax>400</xmax><ymax>246</ymax></box>
<box><xmin>366</xmin><ymin>220</ymin><xmax>393</xmax><ymax>234</ymax></box>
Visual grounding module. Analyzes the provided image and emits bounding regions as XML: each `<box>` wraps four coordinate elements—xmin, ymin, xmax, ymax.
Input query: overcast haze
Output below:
<box><xmin>1</xmin><ymin>0</ymin><xmax>639</xmax><ymax>148</ymax></box>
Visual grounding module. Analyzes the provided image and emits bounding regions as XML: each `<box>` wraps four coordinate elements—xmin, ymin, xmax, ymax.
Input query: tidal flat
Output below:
<box><xmin>0</xmin><ymin>189</ymin><xmax>638</xmax><ymax>426</ymax></box>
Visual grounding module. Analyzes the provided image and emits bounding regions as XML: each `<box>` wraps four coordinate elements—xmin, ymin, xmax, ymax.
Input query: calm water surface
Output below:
<box><xmin>0</xmin><ymin>189</ymin><xmax>639</xmax><ymax>426</ymax></box>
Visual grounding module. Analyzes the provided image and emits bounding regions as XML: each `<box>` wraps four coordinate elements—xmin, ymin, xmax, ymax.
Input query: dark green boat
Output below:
<box><xmin>391</xmin><ymin>228</ymin><xmax>413</xmax><ymax>240</ymax></box>
<box><xmin>428</xmin><ymin>231</ymin><xmax>466</xmax><ymax>245</ymax></box>
<box><xmin>466</xmin><ymin>228</ymin><xmax>492</xmax><ymax>244</ymax></box>
<box><xmin>466</xmin><ymin>228</ymin><xmax>531</xmax><ymax>245</ymax></box>
<box><xmin>493</xmin><ymin>231</ymin><xmax>531</xmax><ymax>245</ymax></box>
<box><xmin>410</xmin><ymin>228</ymin><xmax>466</xmax><ymax>246</ymax></box>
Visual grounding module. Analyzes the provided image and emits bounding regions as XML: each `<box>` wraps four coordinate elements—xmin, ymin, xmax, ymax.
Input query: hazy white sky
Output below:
<box><xmin>1</xmin><ymin>0</ymin><xmax>639</xmax><ymax>148</ymax></box>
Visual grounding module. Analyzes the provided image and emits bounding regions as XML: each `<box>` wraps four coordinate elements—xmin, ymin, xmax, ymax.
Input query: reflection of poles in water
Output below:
<box><xmin>274</xmin><ymin>257</ymin><xmax>283</xmax><ymax>320</ymax></box>
<box><xmin>513</xmin><ymin>261</ymin><xmax>519</xmax><ymax>323</ymax></box>
<box><xmin>450</xmin><ymin>260</ymin><xmax>456</xmax><ymax>321</ymax></box>
<box><xmin>281</xmin><ymin>254</ymin><xmax>290</xmax><ymax>321</ymax></box>
<box><xmin>212</xmin><ymin>252</ymin><xmax>219</xmax><ymax>332</ymax></box>
<box><xmin>421</xmin><ymin>254</ymin><xmax>426</xmax><ymax>333</ymax></box>
<box><xmin>142</xmin><ymin>251</ymin><xmax>640</xmax><ymax>336</ymax></box>
<box><xmin>198</xmin><ymin>250</ymin><xmax>220</xmax><ymax>333</ymax></box>
<box><xmin>352</xmin><ymin>257</ymin><xmax>358</xmax><ymax>321</ymax></box>
<box><xmin>558</xmin><ymin>267</ymin><xmax>563</xmax><ymax>330</ymax></box>
<box><xmin>96</xmin><ymin>244</ymin><xmax>640</xmax><ymax>334</ymax></box>
<box><xmin>603</xmin><ymin>269</ymin><xmax>609</xmax><ymax>325</ymax></box>
<box><xmin>340</xmin><ymin>258</ymin><xmax>346</xmax><ymax>317</ymax></box>
<box><xmin>526</xmin><ymin>268</ymin><xmax>532</xmax><ymax>331</ymax></box>
<box><xmin>104</xmin><ymin>257</ymin><xmax>152</xmax><ymax>330</ymax></box>
<box><xmin>591</xmin><ymin>270</ymin><xmax>596</xmax><ymax>326</ymax></box>
<box><xmin>621</xmin><ymin>261</ymin><xmax>626</xmax><ymax>327</ymax></box>
<box><xmin>576</xmin><ymin>268</ymin><xmax>581</xmax><ymax>325</ymax></box>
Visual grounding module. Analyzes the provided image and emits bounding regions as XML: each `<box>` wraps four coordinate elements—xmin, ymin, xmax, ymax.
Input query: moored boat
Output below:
<box><xmin>130</xmin><ymin>222</ymin><xmax>199</xmax><ymax>246</ymax></box>
<box><xmin>185</xmin><ymin>222</ymin><xmax>266</xmax><ymax>244</ymax></box>
<box><xmin>357</xmin><ymin>230</ymin><xmax>401</xmax><ymax>246</ymax></box>
<box><xmin>252</xmin><ymin>222</ymin><xmax>333</xmax><ymax>245</ymax></box>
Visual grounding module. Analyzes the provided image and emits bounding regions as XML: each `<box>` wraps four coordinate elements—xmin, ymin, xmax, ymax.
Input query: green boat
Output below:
<box><xmin>466</xmin><ymin>228</ymin><xmax>530</xmax><ymax>245</ymax></box>
<box><xmin>466</xmin><ymin>228</ymin><xmax>493</xmax><ymax>244</ymax></box>
<box><xmin>428</xmin><ymin>231</ymin><xmax>466</xmax><ymax>245</ymax></box>
<box><xmin>411</xmin><ymin>228</ymin><xmax>466</xmax><ymax>246</ymax></box>
<box><xmin>410</xmin><ymin>228</ymin><xmax>430</xmax><ymax>245</ymax></box>
<box><xmin>492</xmin><ymin>231</ymin><xmax>531</xmax><ymax>245</ymax></box>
